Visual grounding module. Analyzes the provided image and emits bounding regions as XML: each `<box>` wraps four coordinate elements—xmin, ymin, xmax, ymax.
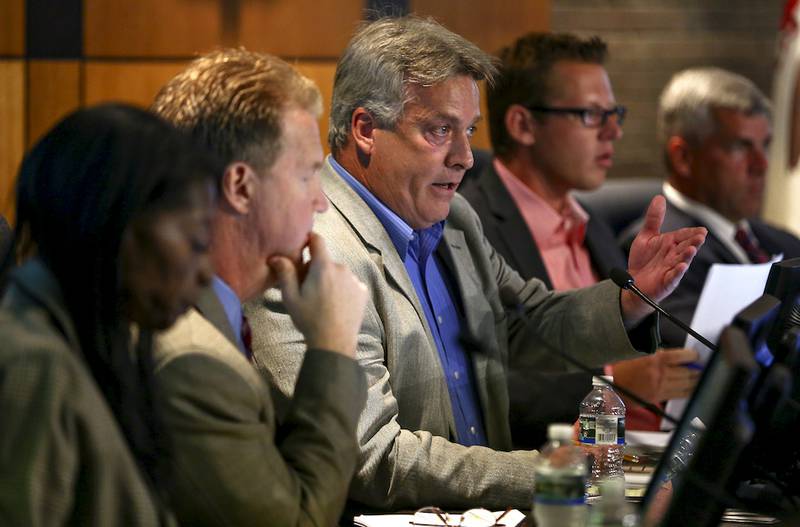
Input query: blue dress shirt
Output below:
<box><xmin>330</xmin><ymin>156</ymin><xmax>487</xmax><ymax>446</ymax></box>
<box><xmin>210</xmin><ymin>275</ymin><xmax>249</xmax><ymax>359</ymax></box>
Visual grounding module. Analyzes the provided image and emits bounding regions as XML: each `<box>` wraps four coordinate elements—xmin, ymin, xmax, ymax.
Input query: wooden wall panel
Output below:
<box><xmin>293</xmin><ymin>61</ymin><xmax>336</xmax><ymax>152</ymax></box>
<box><xmin>84</xmin><ymin>0</ymin><xmax>220</xmax><ymax>57</ymax></box>
<box><xmin>84</xmin><ymin>62</ymin><xmax>190</xmax><ymax>107</ymax></box>
<box><xmin>27</xmin><ymin>61</ymin><xmax>81</xmax><ymax>147</ymax></box>
<box><xmin>240</xmin><ymin>0</ymin><xmax>362</xmax><ymax>58</ymax></box>
<box><xmin>0</xmin><ymin>0</ymin><xmax>25</xmax><ymax>56</ymax></box>
<box><xmin>411</xmin><ymin>0</ymin><xmax>550</xmax><ymax>54</ymax></box>
<box><xmin>84</xmin><ymin>0</ymin><xmax>362</xmax><ymax>58</ymax></box>
<box><xmin>0</xmin><ymin>61</ymin><xmax>25</xmax><ymax>224</ymax></box>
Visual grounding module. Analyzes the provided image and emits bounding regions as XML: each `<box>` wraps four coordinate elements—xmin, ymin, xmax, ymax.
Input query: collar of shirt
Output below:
<box><xmin>663</xmin><ymin>182</ymin><xmax>751</xmax><ymax>264</ymax></box>
<box><xmin>493</xmin><ymin>158</ymin><xmax>590</xmax><ymax>248</ymax></box>
<box><xmin>210</xmin><ymin>274</ymin><xmax>246</xmax><ymax>354</ymax></box>
<box><xmin>329</xmin><ymin>155</ymin><xmax>444</xmax><ymax>261</ymax></box>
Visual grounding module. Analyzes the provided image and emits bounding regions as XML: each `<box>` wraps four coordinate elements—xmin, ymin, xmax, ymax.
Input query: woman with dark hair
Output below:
<box><xmin>0</xmin><ymin>103</ymin><xmax>220</xmax><ymax>525</ymax></box>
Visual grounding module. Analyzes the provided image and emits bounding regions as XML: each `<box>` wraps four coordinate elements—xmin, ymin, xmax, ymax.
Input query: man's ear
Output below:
<box><xmin>351</xmin><ymin>108</ymin><xmax>376</xmax><ymax>156</ymax></box>
<box><xmin>666</xmin><ymin>136</ymin><xmax>693</xmax><ymax>179</ymax></box>
<box><xmin>220</xmin><ymin>162</ymin><xmax>258</xmax><ymax>214</ymax></box>
<box><xmin>504</xmin><ymin>104</ymin><xmax>537</xmax><ymax>147</ymax></box>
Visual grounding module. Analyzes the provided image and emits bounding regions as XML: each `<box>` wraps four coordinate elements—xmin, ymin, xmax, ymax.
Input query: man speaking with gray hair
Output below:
<box><xmin>248</xmin><ymin>16</ymin><xmax>706</xmax><ymax>511</ymax></box>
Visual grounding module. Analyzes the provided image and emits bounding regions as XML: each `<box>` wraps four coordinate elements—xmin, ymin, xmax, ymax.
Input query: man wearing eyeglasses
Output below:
<box><xmin>247</xmin><ymin>17</ymin><xmax>706</xmax><ymax>512</ymax></box>
<box><xmin>460</xmin><ymin>33</ymin><xmax>701</xmax><ymax>443</ymax></box>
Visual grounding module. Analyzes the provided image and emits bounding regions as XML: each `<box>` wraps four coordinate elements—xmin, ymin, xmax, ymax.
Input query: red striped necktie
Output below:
<box><xmin>734</xmin><ymin>227</ymin><xmax>769</xmax><ymax>264</ymax></box>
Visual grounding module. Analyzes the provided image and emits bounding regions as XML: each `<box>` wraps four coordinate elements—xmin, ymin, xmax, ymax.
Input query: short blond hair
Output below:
<box><xmin>153</xmin><ymin>48</ymin><xmax>322</xmax><ymax>172</ymax></box>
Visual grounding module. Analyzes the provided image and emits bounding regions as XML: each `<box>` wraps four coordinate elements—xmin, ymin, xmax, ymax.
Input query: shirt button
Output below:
<box><xmin>469</xmin><ymin>426</ymin><xmax>476</xmax><ymax>435</ymax></box>
<box><xmin>437</xmin><ymin>315</ymin><xmax>443</xmax><ymax>325</ymax></box>
<box><xmin>453</xmin><ymin>371</ymin><xmax>460</xmax><ymax>380</ymax></box>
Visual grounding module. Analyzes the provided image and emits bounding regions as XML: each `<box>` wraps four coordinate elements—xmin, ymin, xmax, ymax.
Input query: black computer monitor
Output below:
<box><xmin>640</xmin><ymin>325</ymin><xmax>758</xmax><ymax>527</ymax></box>
<box><xmin>732</xmin><ymin>293</ymin><xmax>781</xmax><ymax>370</ymax></box>
<box><xmin>764</xmin><ymin>257</ymin><xmax>800</xmax><ymax>361</ymax></box>
<box><xmin>726</xmin><ymin>266</ymin><xmax>800</xmax><ymax>508</ymax></box>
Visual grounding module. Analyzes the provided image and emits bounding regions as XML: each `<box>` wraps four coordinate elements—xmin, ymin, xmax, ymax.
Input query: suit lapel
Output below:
<box><xmin>194</xmin><ymin>286</ymin><xmax>239</xmax><ymax>348</ymax></box>
<box><xmin>478</xmin><ymin>166</ymin><xmax>552</xmax><ymax>286</ymax></box>
<box><xmin>583</xmin><ymin>216</ymin><xmax>627</xmax><ymax>280</ymax></box>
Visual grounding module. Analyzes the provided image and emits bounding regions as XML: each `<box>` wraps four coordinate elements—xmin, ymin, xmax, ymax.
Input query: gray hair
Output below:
<box><xmin>328</xmin><ymin>16</ymin><xmax>498</xmax><ymax>152</ymax></box>
<box><xmin>658</xmin><ymin>67</ymin><xmax>771</xmax><ymax>147</ymax></box>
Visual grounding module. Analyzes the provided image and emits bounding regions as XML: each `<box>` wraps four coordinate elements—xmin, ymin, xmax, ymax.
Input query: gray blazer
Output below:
<box><xmin>246</xmin><ymin>160</ymin><xmax>641</xmax><ymax>511</ymax></box>
<box><xmin>0</xmin><ymin>260</ymin><xmax>163</xmax><ymax>526</ymax></box>
<box><xmin>153</xmin><ymin>289</ymin><xmax>367</xmax><ymax>527</ymax></box>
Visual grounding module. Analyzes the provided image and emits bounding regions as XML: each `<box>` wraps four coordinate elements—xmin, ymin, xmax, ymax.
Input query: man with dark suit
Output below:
<box><xmin>460</xmin><ymin>33</ymin><xmax>700</xmax><ymax>442</ymax></box>
<box><xmin>150</xmin><ymin>49</ymin><xmax>369</xmax><ymax>526</ymax></box>
<box><xmin>623</xmin><ymin>67</ymin><xmax>800</xmax><ymax>346</ymax></box>
<box><xmin>246</xmin><ymin>17</ymin><xmax>706</xmax><ymax>511</ymax></box>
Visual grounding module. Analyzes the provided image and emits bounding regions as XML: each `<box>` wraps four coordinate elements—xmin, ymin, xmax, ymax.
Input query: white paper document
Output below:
<box><xmin>662</xmin><ymin>259</ymin><xmax>778</xmax><ymax>428</ymax></box>
<box><xmin>353</xmin><ymin>509</ymin><xmax>526</xmax><ymax>527</ymax></box>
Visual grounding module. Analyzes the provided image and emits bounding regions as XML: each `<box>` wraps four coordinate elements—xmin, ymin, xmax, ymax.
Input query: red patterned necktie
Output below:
<box><xmin>240</xmin><ymin>312</ymin><xmax>254</xmax><ymax>362</ymax></box>
<box><xmin>734</xmin><ymin>227</ymin><xmax>769</xmax><ymax>264</ymax></box>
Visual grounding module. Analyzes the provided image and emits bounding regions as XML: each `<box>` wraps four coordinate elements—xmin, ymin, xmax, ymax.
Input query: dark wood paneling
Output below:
<box><xmin>84</xmin><ymin>0</ymin><xmax>362</xmax><ymax>58</ymax></box>
<box><xmin>84</xmin><ymin>61</ymin><xmax>190</xmax><ymax>107</ymax></box>
<box><xmin>27</xmin><ymin>60</ymin><xmax>80</xmax><ymax>147</ymax></box>
<box><xmin>0</xmin><ymin>61</ymin><xmax>25</xmax><ymax>224</ymax></box>
<box><xmin>293</xmin><ymin>61</ymin><xmax>337</xmax><ymax>152</ymax></box>
<box><xmin>83</xmin><ymin>0</ymin><xmax>220</xmax><ymax>57</ymax></box>
<box><xmin>0</xmin><ymin>0</ymin><xmax>25</xmax><ymax>56</ymax></box>
<box><xmin>411</xmin><ymin>0</ymin><xmax>550</xmax><ymax>54</ymax></box>
<box><xmin>240</xmin><ymin>0</ymin><xmax>362</xmax><ymax>58</ymax></box>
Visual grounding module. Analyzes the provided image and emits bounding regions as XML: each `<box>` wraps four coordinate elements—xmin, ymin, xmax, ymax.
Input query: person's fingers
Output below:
<box><xmin>270</xmin><ymin>256</ymin><xmax>300</xmax><ymax>304</ymax></box>
<box><xmin>660</xmin><ymin>368</ymin><xmax>701</xmax><ymax>396</ymax></box>
<box><xmin>658</xmin><ymin>347</ymin><xmax>700</xmax><ymax>365</ymax></box>
<box><xmin>639</xmin><ymin>195</ymin><xmax>667</xmax><ymax>238</ymax></box>
<box><xmin>306</xmin><ymin>231</ymin><xmax>330</xmax><ymax>264</ymax></box>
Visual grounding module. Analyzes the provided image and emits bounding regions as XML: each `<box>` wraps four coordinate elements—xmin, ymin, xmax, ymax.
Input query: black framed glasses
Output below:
<box><xmin>525</xmin><ymin>105</ymin><xmax>627</xmax><ymax>128</ymax></box>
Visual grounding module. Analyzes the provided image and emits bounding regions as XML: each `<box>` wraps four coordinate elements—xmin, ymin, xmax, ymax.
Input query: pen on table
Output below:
<box><xmin>682</xmin><ymin>361</ymin><xmax>704</xmax><ymax>371</ymax></box>
<box><xmin>495</xmin><ymin>508</ymin><xmax>512</xmax><ymax>523</ymax></box>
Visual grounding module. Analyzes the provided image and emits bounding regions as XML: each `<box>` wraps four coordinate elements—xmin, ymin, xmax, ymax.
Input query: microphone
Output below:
<box><xmin>610</xmin><ymin>267</ymin><xmax>719</xmax><ymax>353</ymax></box>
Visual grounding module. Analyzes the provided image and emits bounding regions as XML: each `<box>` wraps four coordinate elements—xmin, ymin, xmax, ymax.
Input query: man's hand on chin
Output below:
<box><xmin>269</xmin><ymin>233</ymin><xmax>368</xmax><ymax>357</ymax></box>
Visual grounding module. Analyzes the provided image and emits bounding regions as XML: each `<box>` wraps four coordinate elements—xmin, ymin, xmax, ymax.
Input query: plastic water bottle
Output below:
<box><xmin>587</xmin><ymin>478</ymin><xmax>637</xmax><ymax>526</ymax></box>
<box><xmin>532</xmin><ymin>423</ymin><xmax>589</xmax><ymax>527</ymax></box>
<box><xmin>579</xmin><ymin>376</ymin><xmax>625</xmax><ymax>495</ymax></box>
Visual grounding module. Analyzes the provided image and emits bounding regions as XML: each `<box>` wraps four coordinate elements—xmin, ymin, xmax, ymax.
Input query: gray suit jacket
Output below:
<box><xmin>0</xmin><ymin>260</ymin><xmax>163</xmax><ymax>526</ymax></box>
<box><xmin>246</xmin><ymin>160</ymin><xmax>641</xmax><ymax>510</ymax></box>
<box><xmin>154</xmin><ymin>288</ymin><xmax>367</xmax><ymax>527</ymax></box>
